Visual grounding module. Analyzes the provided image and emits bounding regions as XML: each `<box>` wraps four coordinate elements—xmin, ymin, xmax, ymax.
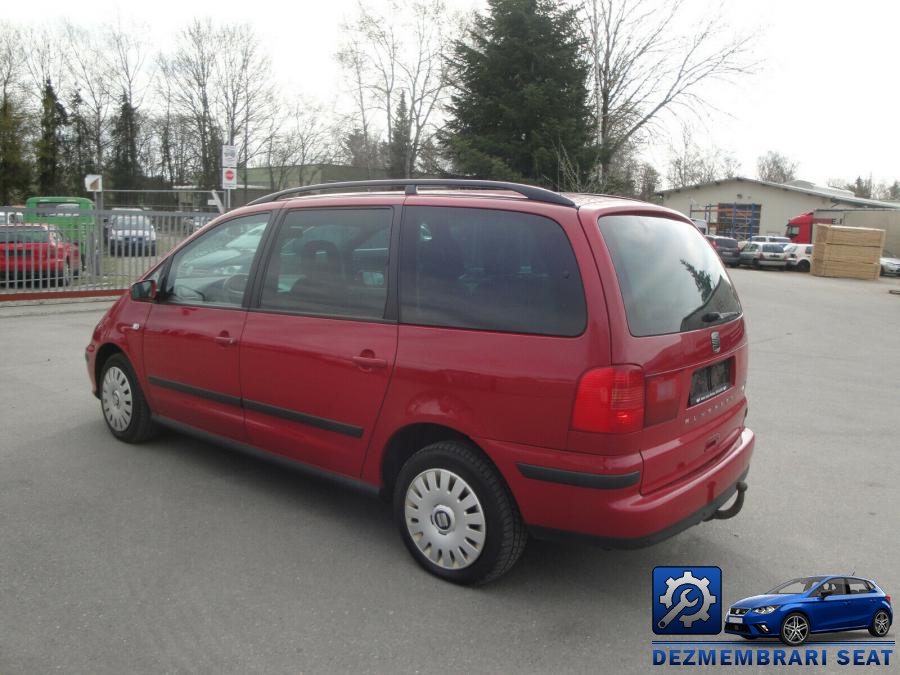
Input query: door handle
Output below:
<box><xmin>352</xmin><ymin>355</ymin><xmax>388</xmax><ymax>369</ymax></box>
<box><xmin>214</xmin><ymin>334</ymin><xmax>236</xmax><ymax>346</ymax></box>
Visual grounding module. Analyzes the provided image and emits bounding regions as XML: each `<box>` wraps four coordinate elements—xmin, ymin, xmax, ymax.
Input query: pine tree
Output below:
<box><xmin>65</xmin><ymin>92</ymin><xmax>97</xmax><ymax>195</ymax></box>
<box><xmin>0</xmin><ymin>96</ymin><xmax>32</xmax><ymax>204</ymax></box>
<box><xmin>109</xmin><ymin>92</ymin><xmax>143</xmax><ymax>189</ymax></box>
<box><xmin>388</xmin><ymin>92</ymin><xmax>412</xmax><ymax>178</ymax></box>
<box><xmin>444</xmin><ymin>0</ymin><xmax>591</xmax><ymax>188</ymax></box>
<box><xmin>36</xmin><ymin>79</ymin><xmax>68</xmax><ymax>195</ymax></box>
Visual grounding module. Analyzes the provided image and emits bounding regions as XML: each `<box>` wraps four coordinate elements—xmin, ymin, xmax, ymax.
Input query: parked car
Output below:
<box><xmin>108</xmin><ymin>214</ymin><xmax>158</xmax><ymax>256</ymax></box>
<box><xmin>725</xmin><ymin>575</ymin><xmax>892</xmax><ymax>646</ymax></box>
<box><xmin>740</xmin><ymin>242</ymin><xmax>788</xmax><ymax>269</ymax></box>
<box><xmin>85</xmin><ymin>179</ymin><xmax>755</xmax><ymax>585</ymax></box>
<box><xmin>0</xmin><ymin>223</ymin><xmax>80</xmax><ymax>286</ymax></box>
<box><xmin>880</xmin><ymin>251</ymin><xmax>900</xmax><ymax>276</ymax></box>
<box><xmin>705</xmin><ymin>235</ymin><xmax>741</xmax><ymax>267</ymax></box>
<box><xmin>750</xmin><ymin>235</ymin><xmax>792</xmax><ymax>245</ymax></box>
<box><xmin>783</xmin><ymin>243</ymin><xmax>813</xmax><ymax>272</ymax></box>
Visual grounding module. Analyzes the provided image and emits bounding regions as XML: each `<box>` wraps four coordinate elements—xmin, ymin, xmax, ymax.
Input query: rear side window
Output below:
<box><xmin>399</xmin><ymin>206</ymin><xmax>586</xmax><ymax>336</ymax></box>
<box><xmin>259</xmin><ymin>208</ymin><xmax>392</xmax><ymax>319</ymax></box>
<box><xmin>717</xmin><ymin>238</ymin><xmax>738</xmax><ymax>249</ymax></box>
<box><xmin>598</xmin><ymin>215</ymin><xmax>741</xmax><ymax>336</ymax></box>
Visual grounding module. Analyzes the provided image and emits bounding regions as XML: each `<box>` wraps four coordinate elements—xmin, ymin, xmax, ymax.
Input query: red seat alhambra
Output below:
<box><xmin>86</xmin><ymin>180</ymin><xmax>754</xmax><ymax>584</ymax></box>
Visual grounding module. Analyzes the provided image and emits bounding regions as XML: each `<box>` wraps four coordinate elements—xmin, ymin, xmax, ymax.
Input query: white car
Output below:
<box><xmin>881</xmin><ymin>251</ymin><xmax>900</xmax><ymax>276</ymax></box>
<box><xmin>784</xmin><ymin>243</ymin><xmax>813</xmax><ymax>272</ymax></box>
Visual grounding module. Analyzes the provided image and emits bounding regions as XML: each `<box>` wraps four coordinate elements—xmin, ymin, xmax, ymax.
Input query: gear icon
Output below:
<box><xmin>659</xmin><ymin>570</ymin><xmax>717</xmax><ymax>627</ymax></box>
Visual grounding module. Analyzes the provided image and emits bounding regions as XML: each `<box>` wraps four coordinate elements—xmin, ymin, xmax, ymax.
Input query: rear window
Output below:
<box><xmin>763</xmin><ymin>244</ymin><xmax>783</xmax><ymax>253</ymax></box>
<box><xmin>717</xmin><ymin>237</ymin><xmax>738</xmax><ymax>249</ymax></box>
<box><xmin>597</xmin><ymin>215</ymin><xmax>741</xmax><ymax>336</ymax></box>
<box><xmin>0</xmin><ymin>227</ymin><xmax>49</xmax><ymax>243</ymax></box>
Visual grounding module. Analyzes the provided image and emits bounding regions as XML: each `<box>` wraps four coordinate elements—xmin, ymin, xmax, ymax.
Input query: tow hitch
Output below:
<box><xmin>704</xmin><ymin>481</ymin><xmax>748</xmax><ymax>521</ymax></box>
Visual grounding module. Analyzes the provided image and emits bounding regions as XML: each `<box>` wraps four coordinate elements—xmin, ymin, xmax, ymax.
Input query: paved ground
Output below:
<box><xmin>1</xmin><ymin>270</ymin><xmax>898</xmax><ymax>674</ymax></box>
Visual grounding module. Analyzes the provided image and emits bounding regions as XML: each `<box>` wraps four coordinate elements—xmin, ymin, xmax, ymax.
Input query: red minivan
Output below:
<box><xmin>85</xmin><ymin>180</ymin><xmax>754</xmax><ymax>584</ymax></box>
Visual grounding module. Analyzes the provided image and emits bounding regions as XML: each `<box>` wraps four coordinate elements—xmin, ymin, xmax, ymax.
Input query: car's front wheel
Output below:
<box><xmin>394</xmin><ymin>440</ymin><xmax>526</xmax><ymax>585</ymax></box>
<box><xmin>869</xmin><ymin>609</ymin><xmax>891</xmax><ymax>637</ymax></box>
<box><xmin>100</xmin><ymin>354</ymin><xmax>157</xmax><ymax>443</ymax></box>
<box><xmin>779</xmin><ymin>612</ymin><xmax>810</xmax><ymax>646</ymax></box>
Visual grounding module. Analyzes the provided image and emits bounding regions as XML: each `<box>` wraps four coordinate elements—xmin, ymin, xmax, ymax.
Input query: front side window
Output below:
<box><xmin>259</xmin><ymin>208</ymin><xmax>392</xmax><ymax>319</ymax></box>
<box><xmin>399</xmin><ymin>206</ymin><xmax>586</xmax><ymax>336</ymax></box>
<box><xmin>164</xmin><ymin>213</ymin><xmax>271</xmax><ymax>307</ymax></box>
<box><xmin>598</xmin><ymin>214</ymin><xmax>742</xmax><ymax>336</ymax></box>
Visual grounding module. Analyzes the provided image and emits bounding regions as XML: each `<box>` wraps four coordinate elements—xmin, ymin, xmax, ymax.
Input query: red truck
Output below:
<box><xmin>785</xmin><ymin>212</ymin><xmax>834</xmax><ymax>244</ymax></box>
<box><xmin>0</xmin><ymin>223</ymin><xmax>81</xmax><ymax>286</ymax></box>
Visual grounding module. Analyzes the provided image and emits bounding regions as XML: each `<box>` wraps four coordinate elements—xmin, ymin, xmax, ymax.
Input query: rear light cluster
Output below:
<box><xmin>571</xmin><ymin>366</ymin><xmax>682</xmax><ymax>434</ymax></box>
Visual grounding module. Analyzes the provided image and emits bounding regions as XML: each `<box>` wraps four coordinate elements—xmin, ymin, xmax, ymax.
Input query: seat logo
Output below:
<box><xmin>711</xmin><ymin>331</ymin><xmax>721</xmax><ymax>353</ymax></box>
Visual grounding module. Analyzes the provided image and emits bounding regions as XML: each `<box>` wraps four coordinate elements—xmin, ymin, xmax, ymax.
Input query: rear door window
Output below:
<box><xmin>597</xmin><ymin>215</ymin><xmax>741</xmax><ymax>336</ymax></box>
<box><xmin>399</xmin><ymin>206</ymin><xmax>586</xmax><ymax>336</ymax></box>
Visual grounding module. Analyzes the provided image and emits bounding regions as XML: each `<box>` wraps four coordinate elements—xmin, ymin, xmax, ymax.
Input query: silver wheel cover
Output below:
<box><xmin>102</xmin><ymin>366</ymin><xmax>134</xmax><ymax>432</ymax></box>
<box><xmin>404</xmin><ymin>468</ymin><xmax>486</xmax><ymax>570</ymax></box>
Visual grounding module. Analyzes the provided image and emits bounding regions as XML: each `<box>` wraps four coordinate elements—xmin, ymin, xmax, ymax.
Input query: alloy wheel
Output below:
<box><xmin>873</xmin><ymin>610</ymin><xmax>890</xmax><ymax>636</ymax></box>
<box><xmin>782</xmin><ymin>614</ymin><xmax>809</xmax><ymax>645</ymax></box>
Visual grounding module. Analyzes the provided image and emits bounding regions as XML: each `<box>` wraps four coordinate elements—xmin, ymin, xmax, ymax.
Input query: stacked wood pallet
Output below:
<box><xmin>811</xmin><ymin>224</ymin><xmax>885</xmax><ymax>280</ymax></box>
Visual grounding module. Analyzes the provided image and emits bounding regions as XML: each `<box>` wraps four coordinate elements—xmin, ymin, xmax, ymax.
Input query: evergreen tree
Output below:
<box><xmin>64</xmin><ymin>92</ymin><xmax>97</xmax><ymax>195</ymax></box>
<box><xmin>444</xmin><ymin>0</ymin><xmax>591</xmax><ymax>188</ymax></box>
<box><xmin>109</xmin><ymin>91</ymin><xmax>143</xmax><ymax>189</ymax></box>
<box><xmin>0</xmin><ymin>96</ymin><xmax>32</xmax><ymax>204</ymax></box>
<box><xmin>36</xmin><ymin>79</ymin><xmax>68</xmax><ymax>195</ymax></box>
<box><xmin>388</xmin><ymin>92</ymin><xmax>412</xmax><ymax>178</ymax></box>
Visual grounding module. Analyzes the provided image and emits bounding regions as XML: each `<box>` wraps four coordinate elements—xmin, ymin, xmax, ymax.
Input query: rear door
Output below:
<box><xmin>591</xmin><ymin>213</ymin><xmax>748</xmax><ymax>494</ymax></box>
<box><xmin>239</xmin><ymin>205</ymin><xmax>398</xmax><ymax>477</ymax></box>
<box><xmin>142</xmin><ymin>211</ymin><xmax>272</xmax><ymax>441</ymax></box>
<box><xmin>846</xmin><ymin>578</ymin><xmax>878</xmax><ymax>628</ymax></box>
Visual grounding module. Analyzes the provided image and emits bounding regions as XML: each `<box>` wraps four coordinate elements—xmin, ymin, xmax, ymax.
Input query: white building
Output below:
<box><xmin>657</xmin><ymin>178</ymin><xmax>900</xmax><ymax>239</ymax></box>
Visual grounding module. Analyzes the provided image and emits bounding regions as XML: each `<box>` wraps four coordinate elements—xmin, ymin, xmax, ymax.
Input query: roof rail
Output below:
<box><xmin>246</xmin><ymin>179</ymin><xmax>576</xmax><ymax>208</ymax></box>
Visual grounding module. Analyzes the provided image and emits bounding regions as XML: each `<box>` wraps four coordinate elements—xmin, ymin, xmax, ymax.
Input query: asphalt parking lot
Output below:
<box><xmin>1</xmin><ymin>269</ymin><xmax>898</xmax><ymax>674</ymax></box>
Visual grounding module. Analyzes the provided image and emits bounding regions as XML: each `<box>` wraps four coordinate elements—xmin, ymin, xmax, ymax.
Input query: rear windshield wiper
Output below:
<box><xmin>702</xmin><ymin>311</ymin><xmax>741</xmax><ymax>323</ymax></box>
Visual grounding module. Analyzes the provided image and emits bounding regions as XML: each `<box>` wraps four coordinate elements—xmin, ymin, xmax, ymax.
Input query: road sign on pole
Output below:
<box><xmin>222</xmin><ymin>167</ymin><xmax>237</xmax><ymax>190</ymax></box>
<box><xmin>84</xmin><ymin>174</ymin><xmax>103</xmax><ymax>192</ymax></box>
<box><xmin>222</xmin><ymin>145</ymin><xmax>237</xmax><ymax>168</ymax></box>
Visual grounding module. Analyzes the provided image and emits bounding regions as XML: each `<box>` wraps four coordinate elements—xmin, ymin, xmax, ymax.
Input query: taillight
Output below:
<box><xmin>571</xmin><ymin>366</ymin><xmax>644</xmax><ymax>434</ymax></box>
<box><xmin>886</xmin><ymin>595</ymin><xmax>891</xmax><ymax>605</ymax></box>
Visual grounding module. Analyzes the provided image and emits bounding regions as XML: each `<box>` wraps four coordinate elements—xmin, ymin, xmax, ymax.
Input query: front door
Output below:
<box><xmin>240</xmin><ymin>206</ymin><xmax>397</xmax><ymax>477</ymax></box>
<box><xmin>142</xmin><ymin>211</ymin><xmax>272</xmax><ymax>441</ymax></box>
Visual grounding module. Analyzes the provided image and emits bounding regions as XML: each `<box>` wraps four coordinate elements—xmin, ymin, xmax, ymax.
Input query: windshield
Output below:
<box><xmin>111</xmin><ymin>216</ymin><xmax>152</xmax><ymax>231</ymax></box>
<box><xmin>768</xmin><ymin>577</ymin><xmax>826</xmax><ymax>594</ymax></box>
<box><xmin>598</xmin><ymin>215</ymin><xmax>742</xmax><ymax>336</ymax></box>
<box><xmin>0</xmin><ymin>227</ymin><xmax>49</xmax><ymax>243</ymax></box>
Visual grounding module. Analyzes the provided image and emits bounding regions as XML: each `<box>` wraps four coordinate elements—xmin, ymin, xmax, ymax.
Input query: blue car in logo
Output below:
<box><xmin>725</xmin><ymin>576</ymin><xmax>892</xmax><ymax>646</ymax></box>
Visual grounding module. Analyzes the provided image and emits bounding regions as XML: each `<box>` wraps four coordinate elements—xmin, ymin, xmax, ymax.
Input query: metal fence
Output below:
<box><xmin>0</xmin><ymin>208</ymin><xmax>218</xmax><ymax>298</ymax></box>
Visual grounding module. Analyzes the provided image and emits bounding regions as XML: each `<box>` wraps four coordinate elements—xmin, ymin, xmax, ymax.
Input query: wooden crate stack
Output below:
<box><xmin>811</xmin><ymin>224</ymin><xmax>885</xmax><ymax>280</ymax></box>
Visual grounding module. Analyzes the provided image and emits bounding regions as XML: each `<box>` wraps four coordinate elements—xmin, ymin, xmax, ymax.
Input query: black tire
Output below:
<box><xmin>752</xmin><ymin>259</ymin><xmax>759</xmax><ymax>269</ymax></box>
<box><xmin>393</xmin><ymin>440</ymin><xmax>526</xmax><ymax>585</ymax></box>
<box><xmin>779</xmin><ymin>612</ymin><xmax>810</xmax><ymax>646</ymax></box>
<box><xmin>798</xmin><ymin>260</ymin><xmax>810</xmax><ymax>273</ymax></box>
<box><xmin>99</xmin><ymin>353</ymin><xmax>158</xmax><ymax>443</ymax></box>
<box><xmin>869</xmin><ymin>609</ymin><xmax>891</xmax><ymax>637</ymax></box>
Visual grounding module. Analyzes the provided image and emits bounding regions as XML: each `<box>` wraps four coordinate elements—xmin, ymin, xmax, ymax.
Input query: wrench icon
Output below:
<box><xmin>658</xmin><ymin>588</ymin><xmax>698</xmax><ymax>629</ymax></box>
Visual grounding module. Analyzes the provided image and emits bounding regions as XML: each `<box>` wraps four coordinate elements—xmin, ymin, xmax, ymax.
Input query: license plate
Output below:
<box><xmin>689</xmin><ymin>359</ymin><xmax>732</xmax><ymax>406</ymax></box>
<box><xmin>728</xmin><ymin>616</ymin><xmax>743</xmax><ymax>624</ymax></box>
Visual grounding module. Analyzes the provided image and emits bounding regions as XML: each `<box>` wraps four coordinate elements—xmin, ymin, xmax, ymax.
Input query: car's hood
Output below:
<box><xmin>732</xmin><ymin>594</ymin><xmax>792</xmax><ymax>608</ymax></box>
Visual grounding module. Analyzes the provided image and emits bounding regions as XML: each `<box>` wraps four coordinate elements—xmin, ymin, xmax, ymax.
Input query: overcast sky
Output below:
<box><xmin>6</xmin><ymin>0</ymin><xmax>899</xmax><ymax>187</ymax></box>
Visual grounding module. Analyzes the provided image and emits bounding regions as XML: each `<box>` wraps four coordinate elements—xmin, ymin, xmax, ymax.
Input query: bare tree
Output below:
<box><xmin>580</xmin><ymin>0</ymin><xmax>755</xmax><ymax>187</ymax></box>
<box><xmin>667</xmin><ymin>125</ymin><xmax>739</xmax><ymax>187</ymax></box>
<box><xmin>0</xmin><ymin>22</ymin><xmax>25</xmax><ymax>103</ymax></box>
<box><xmin>106</xmin><ymin>17</ymin><xmax>148</xmax><ymax>109</ymax></box>
<box><xmin>214</xmin><ymin>24</ymin><xmax>275</xmax><ymax>199</ymax></box>
<box><xmin>336</xmin><ymin>38</ymin><xmax>377</xmax><ymax>176</ymax></box>
<box><xmin>756</xmin><ymin>150</ymin><xmax>797</xmax><ymax>184</ymax></box>
<box><xmin>21</xmin><ymin>24</ymin><xmax>68</xmax><ymax>108</ymax></box>
<box><xmin>261</xmin><ymin>104</ymin><xmax>334</xmax><ymax>191</ymax></box>
<box><xmin>337</xmin><ymin>0</ymin><xmax>457</xmax><ymax>177</ymax></box>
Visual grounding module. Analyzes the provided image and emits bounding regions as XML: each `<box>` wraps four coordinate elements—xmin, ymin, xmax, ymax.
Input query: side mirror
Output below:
<box><xmin>819</xmin><ymin>590</ymin><xmax>833</xmax><ymax>599</ymax></box>
<box><xmin>130</xmin><ymin>279</ymin><xmax>157</xmax><ymax>302</ymax></box>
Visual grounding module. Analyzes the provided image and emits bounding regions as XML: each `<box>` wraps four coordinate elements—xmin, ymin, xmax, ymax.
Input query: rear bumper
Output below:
<box><xmin>482</xmin><ymin>427</ymin><xmax>754</xmax><ymax>545</ymax></box>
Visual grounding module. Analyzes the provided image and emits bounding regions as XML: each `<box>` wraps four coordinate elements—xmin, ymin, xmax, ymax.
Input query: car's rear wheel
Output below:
<box><xmin>394</xmin><ymin>440</ymin><xmax>526</xmax><ymax>585</ymax></box>
<box><xmin>100</xmin><ymin>354</ymin><xmax>157</xmax><ymax>443</ymax></box>
<box><xmin>798</xmin><ymin>260</ymin><xmax>810</xmax><ymax>273</ymax></box>
<box><xmin>869</xmin><ymin>609</ymin><xmax>891</xmax><ymax>637</ymax></box>
<box><xmin>779</xmin><ymin>612</ymin><xmax>810</xmax><ymax>646</ymax></box>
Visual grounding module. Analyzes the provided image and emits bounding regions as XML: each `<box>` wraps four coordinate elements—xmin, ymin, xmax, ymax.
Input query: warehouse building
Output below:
<box><xmin>657</xmin><ymin>177</ymin><xmax>900</xmax><ymax>240</ymax></box>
